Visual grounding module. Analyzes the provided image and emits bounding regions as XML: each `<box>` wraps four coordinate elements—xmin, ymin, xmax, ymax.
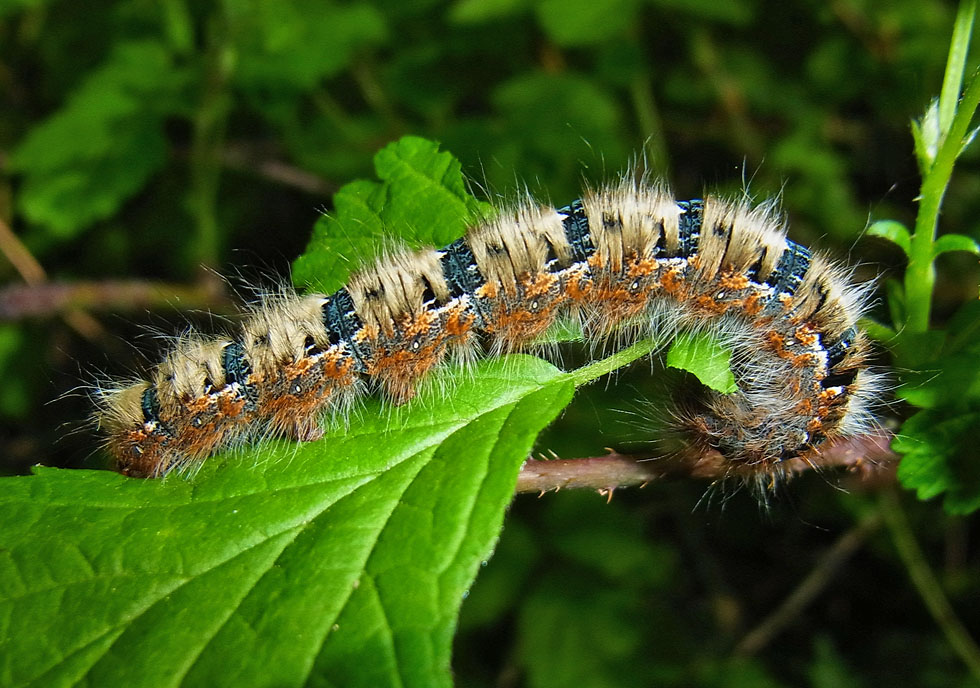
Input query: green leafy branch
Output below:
<box><xmin>862</xmin><ymin>0</ymin><xmax>980</xmax><ymax>517</ymax></box>
<box><xmin>868</xmin><ymin>0</ymin><xmax>980</xmax><ymax>338</ymax></box>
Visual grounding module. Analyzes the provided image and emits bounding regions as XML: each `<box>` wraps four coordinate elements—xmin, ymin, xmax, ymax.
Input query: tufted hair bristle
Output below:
<box><xmin>95</xmin><ymin>179</ymin><xmax>880</xmax><ymax>485</ymax></box>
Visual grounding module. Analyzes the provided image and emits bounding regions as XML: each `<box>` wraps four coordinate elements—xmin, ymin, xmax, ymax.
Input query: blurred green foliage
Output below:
<box><xmin>2</xmin><ymin>0</ymin><xmax>980</xmax><ymax>686</ymax></box>
<box><xmin>894</xmin><ymin>302</ymin><xmax>980</xmax><ymax>514</ymax></box>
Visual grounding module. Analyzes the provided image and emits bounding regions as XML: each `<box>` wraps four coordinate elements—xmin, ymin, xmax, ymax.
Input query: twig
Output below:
<box><xmin>0</xmin><ymin>280</ymin><xmax>232</xmax><ymax>321</ymax></box>
<box><xmin>879</xmin><ymin>487</ymin><xmax>980</xmax><ymax>681</ymax></box>
<box><xmin>517</xmin><ymin>451</ymin><xmax>665</xmax><ymax>494</ymax></box>
<box><xmin>0</xmin><ymin>215</ymin><xmax>108</xmax><ymax>338</ymax></box>
<box><xmin>734</xmin><ymin>509</ymin><xmax>885</xmax><ymax>655</ymax></box>
<box><xmin>221</xmin><ymin>144</ymin><xmax>336</xmax><ymax>196</ymax></box>
<box><xmin>0</xmin><ymin>215</ymin><xmax>46</xmax><ymax>284</ymax></box>
<box><xmin>515</xmin><ymin>431</ymin><xmax>896</xmax><ymax>494</ymax></box>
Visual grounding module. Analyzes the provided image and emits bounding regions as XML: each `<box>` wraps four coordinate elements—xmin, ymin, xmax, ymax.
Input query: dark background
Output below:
<box><xmin>1</xmin><ymin>0</ymin><xmax>978</xmax><ymax>685</ymax></box>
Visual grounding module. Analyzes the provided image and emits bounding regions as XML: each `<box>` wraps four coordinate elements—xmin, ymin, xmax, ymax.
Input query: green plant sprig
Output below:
<box><xmin>869</xmin><ymin>0</ymin><xmax>980</xmax><ymax>339</ymax></box>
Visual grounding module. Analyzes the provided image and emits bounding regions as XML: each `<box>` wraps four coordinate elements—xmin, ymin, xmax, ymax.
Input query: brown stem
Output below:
<box><xmin>515</xmin><ymin>431</ymin><xmax>896</xmax><ymax>495</ymax></box>
<box><xmin>0</xmin><ymin>280</ymin><xmax>232</xmax><ymax>321</ymax></box>
<box><xmin>0</xmin><ymin>217</ymin><xmax>114</xmax><ymax>340</ymax></box>
<box><xmin>220</xmin><ymin>144</ymin><xmax>336</xmax><ymax>196</ymax></box>
<box><xmin>517</xmin><ymin>452</ymin><xmax>665</xmax><ymax>495</ymax></box>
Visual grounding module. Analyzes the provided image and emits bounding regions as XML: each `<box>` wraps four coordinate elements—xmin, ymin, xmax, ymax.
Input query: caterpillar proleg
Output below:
<box><xmin>96</xmin><ymin>177</ymin><xmax>879</xmax><ymax>480</ymax></box>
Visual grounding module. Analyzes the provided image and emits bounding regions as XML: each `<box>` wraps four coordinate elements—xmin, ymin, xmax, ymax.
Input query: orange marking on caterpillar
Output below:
<box><xmin>719</xmin><ymin>270</ymin><xmax>750</xmax><ymax>291</ymax></box>
<box><xmin>95</xmin><ymin>179</ymin><xmax>878</xmax><ymax>482</ymax></box>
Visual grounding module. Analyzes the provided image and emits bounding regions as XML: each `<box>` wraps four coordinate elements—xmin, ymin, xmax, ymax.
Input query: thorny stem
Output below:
<box><xmin>879</xmin><ymin>488</ymin><xmax>980</xmax><ymax>681</ymax></box>
<box><xmin>517</xmin><ymin>452</ymin><xmax>663</xmax><ymax>495</ymax></box>
<box><xmin>515</xmin><ymin>431</ymin><xmax>896</xmax><ymax>494</ymax></box>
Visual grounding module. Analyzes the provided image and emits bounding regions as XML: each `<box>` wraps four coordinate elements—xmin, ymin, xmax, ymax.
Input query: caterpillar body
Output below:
<box><xmin>97</xmin><ymin>179</ymin><xmax>878</xmax><ymax>479</ymax></box>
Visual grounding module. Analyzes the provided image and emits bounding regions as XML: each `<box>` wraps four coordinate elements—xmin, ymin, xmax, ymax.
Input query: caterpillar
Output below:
<box><xmin>95</xmin><ymin>178</ymin><xmax>879</xmax><ymax>480</ymax></box>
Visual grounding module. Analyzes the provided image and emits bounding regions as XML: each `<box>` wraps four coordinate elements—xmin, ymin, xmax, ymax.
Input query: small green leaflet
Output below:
<box><xmin>895</xmin><ymin>303</ymin><xmax>980</xmax><ymax>514</ymax></box>
<box><xmin>292</xmin><ymin>136</ymin><xmax>492</xmax><ymax>295</ymax></box>
<box><xmin>895</xmin><ymin>410</ymin><xmax>980</xmax><ymax>515</ymax></box>
<box><xmin>666</xmin><ymin>332</ymin><xmax>738</xmax><ymax>394</ymax></box>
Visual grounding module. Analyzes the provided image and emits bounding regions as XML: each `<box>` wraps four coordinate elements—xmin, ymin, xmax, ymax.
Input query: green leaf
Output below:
<box><xmin>160</xmin><ymin>0</ymin><xmax>194</xmax><ymax>54</ymax></box>
<box><xmin>858</xmin><ymin>317</ymin><xmax>897</xmax><ymax>344</ymax></box>
<box><xmin>944</xmin><ymin>299</ymin><xmax>980</xmax><ymax>354</ymax></box>
<box><xmin>932</xmin><ymin>232</ymin><xmax>980</xmax><ymax>258</ymax></box>
<box><xmin>0</xmin><ymin>324</ymin><xmax>31</xmax><ymax>418</ymax></box>
<box><xmin>542</xmin><ymin>494</ymin><xmax>676</xmax><ymax>584</ymax></box>
<box><xmin>885</xmin><ymin>278</ymin><xmax>906</xmax><ymax>332</ymax></box>
<box><xmin>10</xmin><ymin>40</ymin><xmax>185</xmax><ymax>237</ymax></box>
<box><xmin>292</xmin><ymin>136</ymin><xmax>492</xmax><ymax>294</ymax></box>
<box><xmin>910</xmin><ymin>118</ymin><xmax>928</xmax><ymax>175</ymax></box>
<box><xmin>890</xmin><ymin>330</ymin><xmax>949</xmax><ymax>370</ymax></box>
<box><xmin>808</xmin><ymin>636</ymin><xmax>866</xmax><ymax>688</ymax></box>
<box><xmin>665</xmin><ymin>332</ymin><xmax>738</xmax><ymax>394</ymax></box>
<box><xmin>449</xmin><ymin>0</ymin><xmax>529</xmax><ymax>24</ymax></box>
<box><xmin>229</xmin><ymin>0</ymin><xmax>388</xmax><ymax>92</ymax></box>
<box><xmin>518</xmin><ymin>578</ymin><xmax>648</xmax><ymax>688</ymax></box>
<box><xmin>895</xmin><ymin>409</ymin><xmax>980</xmax><ymax>514</ymax></box>
<box><xmin>534</xmin><ymin>0</ymin><xmax>642</xmax><ymax>46</ymax></box>
<box><xmin>491</xmin><ymin>72</ymin><xmax>625</xmax><ymax>162</ymax></box>
<box><xmin>0</xmin><ymin>356</ymin><xmax>574</xmax><ymax>687</ymax></box>
<box><xmin>895</xmin><ymin>303</ymin><xmax>980</xmax><ymax>514</ymax></box>
<box><xmin>867</xmin><ymin>219</ymin><xmax>912</xmax><ymax>257</ymax></box>
<box><xmin>897</xmin><ymin>339</ymin><xmax>980</xmax><ymax>409</ymax></box>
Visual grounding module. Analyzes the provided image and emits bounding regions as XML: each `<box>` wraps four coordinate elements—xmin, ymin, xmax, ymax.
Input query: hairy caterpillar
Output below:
<box><xmin>95</xmin><ymin>178</ymin><xmax>879</xmax><ymax>479</ymax></box>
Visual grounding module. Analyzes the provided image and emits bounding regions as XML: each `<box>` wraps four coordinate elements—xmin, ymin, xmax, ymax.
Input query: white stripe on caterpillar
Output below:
<box><xmin>95</xmin><ymin>179</ymin><xmax>880</xmax><ymax>479</ymax></box>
